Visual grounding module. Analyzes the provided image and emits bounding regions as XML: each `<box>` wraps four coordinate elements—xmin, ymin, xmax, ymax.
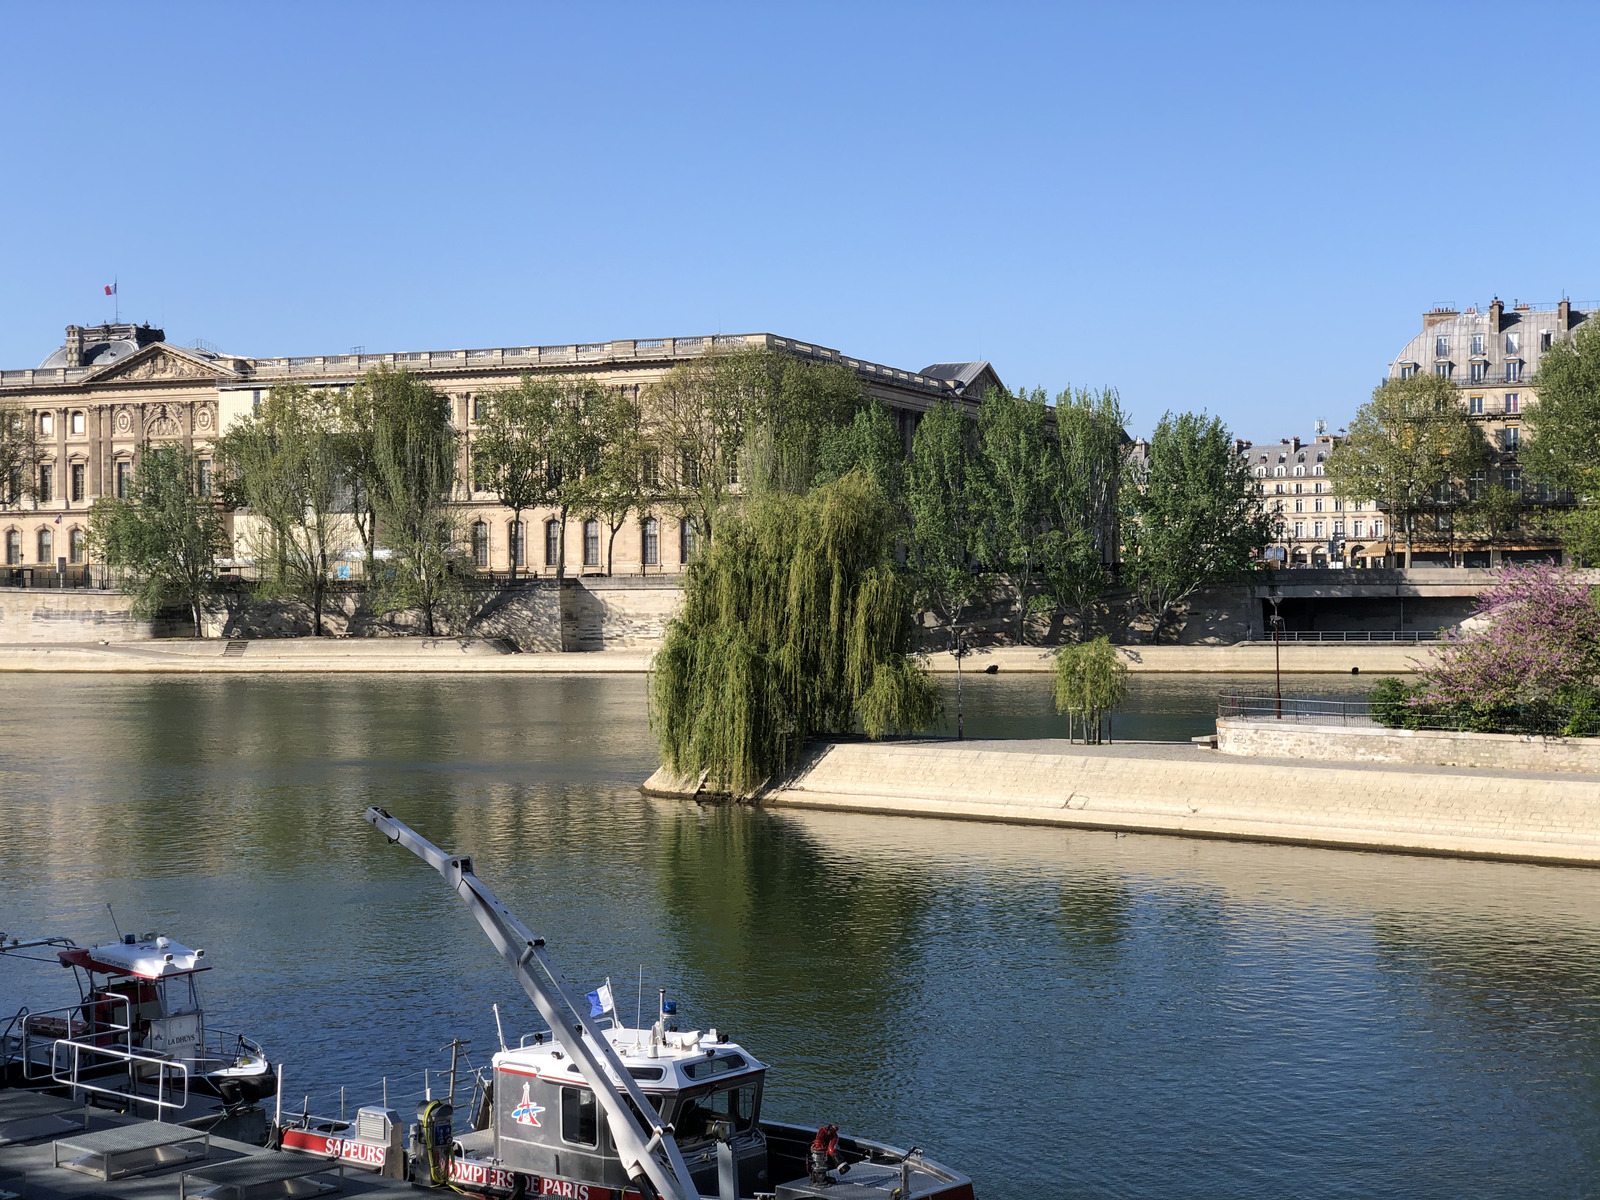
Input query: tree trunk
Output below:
<box><xmin>1405</xmin><ymin>514</ymin><xmax>1414</xmax><ymax>568</ymax></box>
<box><xmin>312</xmin><ymin>577</ymin><xmax>324</xmax><ymax>636</ymax></box>
<box><xmin>509</xmin><ymin>508</ymin><xmax>522</xmax><ymax>584</ymax></box>
<box><xmin>606</xmin><ymin>522</ymin><xmax>620</xmax><ymax>577</ymax></box>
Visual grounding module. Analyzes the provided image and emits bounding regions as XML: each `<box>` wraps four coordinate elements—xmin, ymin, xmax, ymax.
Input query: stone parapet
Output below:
<box><xmin>1217</xmin><ymin>717</ymin><xmax>1600</xmax><ymax>773</ymax></box>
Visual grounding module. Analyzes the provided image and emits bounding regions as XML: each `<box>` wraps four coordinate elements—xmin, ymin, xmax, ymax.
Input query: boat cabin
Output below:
<box><xmin>55</xmin><ymin>935</ymin><xmax>210</xmax><ymax>1058</ymax></box>
<box><xmin>489</xmin><ymin>1025</ymin><xmax>769</xmax><ymax>1196</ymax></box>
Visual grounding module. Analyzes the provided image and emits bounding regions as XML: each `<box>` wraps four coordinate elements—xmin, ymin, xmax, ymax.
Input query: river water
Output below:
<box><xmin>2</xmin><ymin>672</ymin><xmax>1597</xmax><ymax>1198</ymax></box>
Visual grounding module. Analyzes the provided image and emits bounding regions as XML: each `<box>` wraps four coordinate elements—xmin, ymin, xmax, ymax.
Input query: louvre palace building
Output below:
<box><xmin>0</xmin><ymin>323</ymin><xmax>1002</xmax><ymax>580</ymax></box>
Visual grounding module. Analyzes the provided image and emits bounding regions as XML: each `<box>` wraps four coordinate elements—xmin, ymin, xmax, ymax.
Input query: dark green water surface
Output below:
<box><xmin>2</xmin><ymin>672</ymin><xmax>1598</xmax><ymax>1199</ymax></box>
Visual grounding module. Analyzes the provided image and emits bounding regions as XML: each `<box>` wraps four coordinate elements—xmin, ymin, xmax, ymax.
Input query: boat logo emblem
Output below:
<box><xmin>512</xmin><ymin>1082</ymin><xmax>544</xmax><ymax>1127</ymax></box>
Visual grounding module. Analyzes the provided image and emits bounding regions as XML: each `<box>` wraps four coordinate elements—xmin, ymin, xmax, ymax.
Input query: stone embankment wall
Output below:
<box><xmin>0</xmin><ymin>587</ymin><xmax>186</xmax><ymax>642</ymax></box>
<box><xmin>1217</xmin><ymin>717</ymin><xmax>1600</xmax><ymax>773</ymax></box>
<box><xmin>645</xmin><ymin>739</ymin><xmax>1600</xmax><ymax>867</ymax></box>
<box><xmin>198</xmin><ymin>578</ymin><xmax>673</xmax><ymax>651</ymax></box>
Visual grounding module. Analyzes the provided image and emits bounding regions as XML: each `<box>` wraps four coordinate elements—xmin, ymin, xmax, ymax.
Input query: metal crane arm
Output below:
<box><xmin>364</xmin><ymin>807</ymin><xmax>698</xmax><ymax>1200</ymax></box>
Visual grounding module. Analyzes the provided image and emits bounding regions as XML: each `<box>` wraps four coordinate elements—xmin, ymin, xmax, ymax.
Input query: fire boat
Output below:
<box><xmin>0</xmin><ymin>930</ymin><xmax>275</xmax><ymax>1140</ymax></box>
<box><xmin>275</xmin><ymin>809</ymin><xmax>974</xmax><ymax>1199</ymax></box>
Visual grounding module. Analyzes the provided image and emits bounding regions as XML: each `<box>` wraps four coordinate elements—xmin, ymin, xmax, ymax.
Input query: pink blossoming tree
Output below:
<box><xmin>1416</xmin><ymin>563</ymin><xmax>1600</xmax><ymax>707</ymax></box>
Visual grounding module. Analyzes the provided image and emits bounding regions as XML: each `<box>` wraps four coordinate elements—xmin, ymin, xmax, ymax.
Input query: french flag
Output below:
<box><xmin>104</xmin><ymin>283</ymin><xmax>116</xmax><ymax>296</ymax></box>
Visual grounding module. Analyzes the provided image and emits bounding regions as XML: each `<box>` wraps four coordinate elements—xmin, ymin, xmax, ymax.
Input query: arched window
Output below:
<box><xmin>4</xmin><ymin>529</ymin><xmax>19</xmax><ymax>565</ymax></box>
<box><xmin>68</xmin><ymin>527</ymin><xmax>85</xmax><ymax>564</ymax></box>
<box><xmin>472</xmin><ymin>521</ymin><xmax>489</xmax><ymax>569</ymax></box>
<box><xmin>680</xmin><ymin>519</ymin><xmax>699</xmax><ymax>564</ymax></box>
<box><xmin>583</xmin><ymin>519</ymin><xmax>601</xmax><ymax>567</ymax></box>
<box><xmin>508</xmin><ymin>520</ymin><xmax>525</xmax><ymax>569</ymax></box>
<box><xmin>641</xmin><ymin>517</ymin><xmax>659</xmax><ymax>567</ymax></box>
<box><xmin>37</xmin><ymin>528</ymin><xmax>52</xmax><ymax>564</ymax></box>
<box><xmin>545</xmin><ymin>519</ymin><xmax>561</xmax><ymax>567</ymax></box>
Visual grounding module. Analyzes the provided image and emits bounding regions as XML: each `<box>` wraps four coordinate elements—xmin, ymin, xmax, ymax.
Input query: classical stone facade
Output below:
<box><xmin>0</xmin><ymin>325</ymin><xmax>1002</xmax><ymax>579</ymax></box>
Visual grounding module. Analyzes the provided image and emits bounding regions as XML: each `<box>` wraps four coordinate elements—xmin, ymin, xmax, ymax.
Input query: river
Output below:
<box><xmin>2</xmin><ymin>672</ymin><xmax>1597</xmax><ymax>1198</ymax></box>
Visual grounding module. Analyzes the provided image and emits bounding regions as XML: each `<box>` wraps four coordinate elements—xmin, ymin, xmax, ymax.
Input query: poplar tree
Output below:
<box><xmin>1043</xmin><ymin>387</ymin><xmax>1128</xmax><ymax>639</ymax></box>
<box><xmin>973</xmin><ymin>387</ymin><xmax>1053</xmax><ymax>643</ymax></box>
<box><xmin>572</xmin><ymin>388</ymin><xmax>650</xmax><ymax>575</ymax></box>
<box><xmin>1122</xmin><ymin>411</ymin><xmax>1275</xmax><ymax>643</ymax></box>
<box><xmin>906</xmin><ymin>400</ymin><xmax>983</xmax><ymax>631</ymax></box>
<box><xmin>1523</xmin><ymin>320</ymin><xmax>1600</xmax><ymax>562</ymax></box>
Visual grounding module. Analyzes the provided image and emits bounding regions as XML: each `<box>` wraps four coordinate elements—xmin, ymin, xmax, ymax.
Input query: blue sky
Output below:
<box><xmin>2</xmin><ymin>3</ymin><xmax>1595</xmax><ymax>439</ymax></box>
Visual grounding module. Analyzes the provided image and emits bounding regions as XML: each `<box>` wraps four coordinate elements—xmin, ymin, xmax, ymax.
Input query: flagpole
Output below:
<box><xmin>114</xmin><ymin>275</ymin><xmax>119</xmax><ymax>324</ymax></box>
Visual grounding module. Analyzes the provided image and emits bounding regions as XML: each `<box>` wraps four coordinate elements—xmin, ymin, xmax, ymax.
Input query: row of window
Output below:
<box><xmin>4</xmin><ymin>461</ymin><xmax>213</xmax><ymax>506</ymax></box>
<box><xmin>1277</xmin><ymin>519</ymin><xmax>1384</xmax><ymax>541</ymax></box>
<box><xmin>35</xmin><ymin>411</ymin><xmax>88</xmax><ymax>436</ymax></box>
<box><xmin>1434</xmin><ymin>331</ymin><xmax>1551</xmax><ymax>358</ymax></box>
<box><xmin>1262</xmin><ymin>481</ymin><xmax>1342</xmax><ymax>497</ymax></box>
<box><xmin>468</xmin><ymin>516</ymin><xmax>697</xmax><ymax>569</ymax></box>
<box><xmin>1467</xmin><ymin>393</ymin><xmax>1520</xmax><ymax>415</ymax></box>
<box><xmin>3</xmin><ymin>527</ymin><xmax>87</xmax><ymax>566</ymax></box>
<box><xmin>1256</xmin><ymin>463</ymin><xmax>1324</xmax><ymax>478</ymax></box>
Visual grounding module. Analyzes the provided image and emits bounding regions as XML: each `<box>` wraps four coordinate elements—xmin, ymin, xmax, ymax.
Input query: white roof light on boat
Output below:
<box><xmin>163</xmin><ymin>953</ymin><xmax>174</xmax><ymax>963</ymax></box>
<box><xmin>195</xmin><ymin>949</ymin><xmax>205</xmax><ymax>958</ymax></box>
<box><xmin>156</xmin><ymin>936</ymin><xmax>170</xmax><ymax>951</ymax></box>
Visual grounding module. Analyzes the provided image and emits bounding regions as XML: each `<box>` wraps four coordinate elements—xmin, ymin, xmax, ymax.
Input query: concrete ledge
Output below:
<box><xmin>922</xmin><ymin>643</ymin><xmax>1425</xmax><ymax>673</ymax></box>
<box><xmin>666</xmin><ymin>739</ymin><xmax>1600</xmax><ymax>868</ymax></box>
<box><xmin>0</xmin><ymin>641</ymin><xmax>655</xmax><ymax>673</ymax></box>
<box><xmin>1218</xmin><ymin>717</ymin><xmax>1600</xmax><ymax>773</ymax></box>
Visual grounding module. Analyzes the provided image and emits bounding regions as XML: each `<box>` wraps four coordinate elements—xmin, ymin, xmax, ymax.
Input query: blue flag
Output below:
<box><xmin>586</xmin><ymin>983</ymin><xmax>614</xmax><ymax>1018</ymax></box>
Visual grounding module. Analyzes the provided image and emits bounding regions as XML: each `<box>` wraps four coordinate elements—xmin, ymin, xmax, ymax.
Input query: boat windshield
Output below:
<box><xmin>157</xmin><ymin>974</ymin><xmax>201</xmax><ymax>1016</ymax></box>
<box><xmin>672</xmin><ymin>1080</ymin><xmax>760</xmax><ymax>1144</ymax></box>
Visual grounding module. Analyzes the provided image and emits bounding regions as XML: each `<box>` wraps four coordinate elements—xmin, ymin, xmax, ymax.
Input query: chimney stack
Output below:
<box><xmin>1489</xmin><ymin>297</ymin><xmax>1504</xmax><ymax>333</ymax></box>
<box><xmin>1559</xmin><ymin>298</ymin><xmax>1572</xmax><ymax>332</ymax></box>
<box><xmin>63</xmin><ymin>325</ymin><xmax>84</xmax><ymax>368</ymax></box>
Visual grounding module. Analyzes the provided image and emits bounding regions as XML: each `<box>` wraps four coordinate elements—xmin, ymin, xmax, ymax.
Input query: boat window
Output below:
<box><xmin>626</xmin><ymin>1066</ymin><xmax>665</xmax><ymax>1082</ymax></box>
<box><xmin>561</xmin><ymin>1086</ymin><xmax>598</xmax><ymax>1147</ymax></box>
<box><xmin>157</xmin><ymin>975</ymin><xmax>201</xmax><ymax>1017</ymax></box>
<box><xmin>674</xmin><ymin>1084</ymin><xmax>758</xmax><ymax>1142</ymax></box>
<box><xmin>681</xmin><ymin>1053</ymin><xmax>747</xmax><ymax>1080</ymax></box>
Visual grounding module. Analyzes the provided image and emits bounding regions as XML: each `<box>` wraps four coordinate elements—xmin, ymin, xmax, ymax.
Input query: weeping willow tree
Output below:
<box><xmin>1054</xmin><ymin>636</ymin><xmax>1129</xmax><ymax>744</ymax></box>
<box><xmin>650</xmin><ymin>470</ymin><xmax>938</xmax><ymax>796</ymax></box>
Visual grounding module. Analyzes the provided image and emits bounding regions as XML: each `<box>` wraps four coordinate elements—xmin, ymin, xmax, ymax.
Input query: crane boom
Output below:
<box><xmin>363</xmin><ymin>807</ymin><xmax>698</xmax><ymax>1200</ymax></box>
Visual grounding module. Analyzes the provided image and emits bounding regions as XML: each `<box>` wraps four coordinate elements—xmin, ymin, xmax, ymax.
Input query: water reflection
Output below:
<box><xmin>1</xmin><ymin>674</ymin><xmax>1598</xmax><ymax>1198</ymax></box>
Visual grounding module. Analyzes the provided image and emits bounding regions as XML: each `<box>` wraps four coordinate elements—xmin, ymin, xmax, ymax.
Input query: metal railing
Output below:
<box><xmin>1218</xmin><ymin>691</ymin><xmax>1375</xmax><ymax>726</ymax></box>
<box><xmin>50</xmin><ymin>1036</ymin><xmax>190</xmax><ymax>1114</ymax></box>
<box><xmin>1247</xmin><ymin>630</ymin><xmax>1441</xmax><ymax>643</ymax></box>
<box><xmin>19</xmin><ymin>995</ymin><xmax>133</xmax><ymax>1079</ymax></box>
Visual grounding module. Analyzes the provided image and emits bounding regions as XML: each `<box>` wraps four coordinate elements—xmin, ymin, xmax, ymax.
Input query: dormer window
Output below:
<box><xmin>1505</xmin><ymin>332</ymin><xmax>1520</xmax><ymax>355</ymax></box>
<box><xmin>1433</xmin><ymin>362</ymin><xmax>1452</xmax><ymax>378</ymax></box>
<box><xmin>1505</xmin><ymin>360</ymin><xmax>1521</xmax><ymax>382</ymax></box>
<box><xmin>1540</xmin><ymin>330</ymin><xmax>1553</xmax><ymax>351</ymax></box>
<box><xmin>1297</xmin><ymin>452</ymin><xmax>1306</xmax><ymax>463</ymax></box>
<box><xmin>1471</xmin><ymin>333</ymin><xmax>1484</xmax><ymax>356</ymax></box>
<box><xmin>1399</xmin><ymin>363</ymin><xmax>1419</xmax><ymax>379</ymax></box>
<box><xmin>1470</xmin><ymin>361</ymin><xmax>1487</xmax><ymax>382</ymax></box>
<box><xmin>1435</xmin><ymin>335</ymin><xmax>1449</xmax><ymax>357</ymax></box>
<box><xmin>1295</xmin><ymin>465</ymin><xmax>1304</xmax><ymax>477</ymax></box>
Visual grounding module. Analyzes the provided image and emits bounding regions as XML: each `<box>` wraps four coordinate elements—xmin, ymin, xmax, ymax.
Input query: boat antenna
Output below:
<box><xmin>106</xmin><ymin>903</ymin><xmax>122</xmax><ymax>940</ymax></box>
<box><xmin>492</xmin><ymin>1003</ymin><xmax>507</xmax><ymax>1053</ymax></box>
<box><xmin>636</xmin><ymin>967</ymin><xmax>643</xmax><ymax>1040</ymax></box>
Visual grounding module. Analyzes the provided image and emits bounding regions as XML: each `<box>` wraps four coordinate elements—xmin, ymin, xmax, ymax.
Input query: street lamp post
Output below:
<box><xmin>1267</xmin><ymin>589</ymin><xmax>1284</xmax><ymax>720</ymax></box>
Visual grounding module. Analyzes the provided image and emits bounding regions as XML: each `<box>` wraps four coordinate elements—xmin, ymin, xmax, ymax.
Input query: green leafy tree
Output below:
<box><xmin>813</xmin><ymin>401</ymin><xmax>905</xmax><ymax>501</ymax></box>
<box><xmin>1053</xmin><ymin>635</ymin><xmax>1129</xmax><ymax>744</ymax></box>
<box><xmin>1123</xmin><ymin>411</ymin><xmax>1275</xmax><ymax>643</ymax></box>
<box><xmin>88</xmin><ymin>442</ymin><xmax>228</xmax><ymax>633</ymax></box>
<box><xmin>572</xmin><ymin>388</ymin><xmax>650</xmax><ymax>575</ymax></box>
<box><xmin>1042</xmin><ymin>387</ymin><xmax>1127</xmax><ymax>639</ymax></box>
<box><xmin>472</xmin><ymin>376</ymin><xmax>561</xmax><ymax>581</ymax></box>
<box><xmin>905</xmin><ymin>400</ymin><xmax>984</xmax><ymax>631</ymax></box>
<box><xmin>215</xmin><ymin>384</ymin><xmax>351</xmax><ymax>635</ymax></box>
<box><xmin>1523</xmin><ymin>319</ymin><xmax>1600</xmax><ymax>563</ymax></box>
<box><xmin>650</xmin><ymin>470</ymin><xmax>937</xmax><ymax>795</ymax></box>
<box><xmin>649</xmin><ymin>347</ymin><xmax>863</xmax><ymax>541</ymax></box>
<box><xmin>334</xmin><ymin>380</ymin><xmax>382</xmax><ymax>580</ymax></box>
<box><xmin>364</xmin><ymin>367</ymin><xmax>460</xmax><ymax>635</ymax></box>
<box><xmin>0</xmin><ymin>396</ymin><xmax>41</xmax><ymax>507</ymax></box>
<box><xmin>973</xmin><ymin>387</ymin><xmax>1054</xmax><ymax>644</ymax></box>
<box><xmin>1324</xmin><ymin>373</ymin><xmax>1486</xmax><ymax>567</ymax></box>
